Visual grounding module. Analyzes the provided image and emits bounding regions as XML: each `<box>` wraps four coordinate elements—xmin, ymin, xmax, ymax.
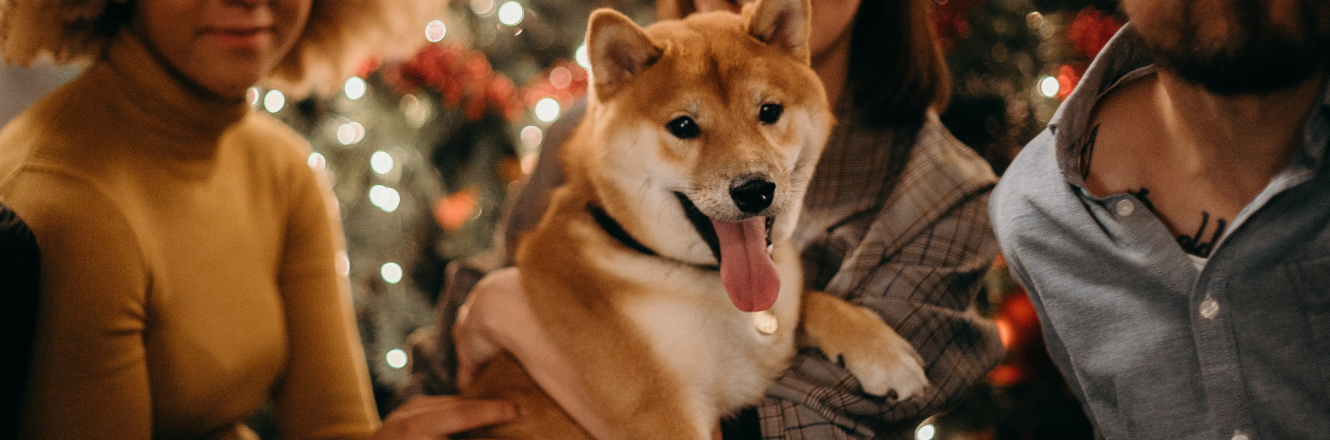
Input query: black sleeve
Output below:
<box><xmin>0</xmin><ymin>201</ymin><xmax>40</xmax><ymax>438</ymax></box>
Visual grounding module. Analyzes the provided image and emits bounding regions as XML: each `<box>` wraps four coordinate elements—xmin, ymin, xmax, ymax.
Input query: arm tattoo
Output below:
<box><xmin>1127</xmin><ymin>187</ymin><xmax>1227</xmax><ymax>257</ymax></box>
<box><xmin>1077</xmin><ymin>124</ymin><xmax>1101</xmax><ymax>180</ymax></box>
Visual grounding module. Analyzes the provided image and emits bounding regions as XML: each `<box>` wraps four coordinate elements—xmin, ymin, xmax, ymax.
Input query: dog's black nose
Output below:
<box><xmin>730</xmin><ymin>178</ymin><xmax>775</xmax><ymax>213</ymax></box>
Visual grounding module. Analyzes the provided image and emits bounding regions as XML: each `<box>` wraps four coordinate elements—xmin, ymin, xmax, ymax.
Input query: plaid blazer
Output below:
<box><xmin>403</xmin><ymin>101</ymin><xmax>1003</xmax><ymax>439</ymax></box>
<box><xmin>756</xmin><ymin>107</ymin><xmax>1003</xmax><ymax>439</ymax></box>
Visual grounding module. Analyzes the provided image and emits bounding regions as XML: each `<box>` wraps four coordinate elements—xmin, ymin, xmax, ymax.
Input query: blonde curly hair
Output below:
<box><xmin>0</xmin><ymin>0</ymin><xmax>448</xmax><ymax>94</ymax></box>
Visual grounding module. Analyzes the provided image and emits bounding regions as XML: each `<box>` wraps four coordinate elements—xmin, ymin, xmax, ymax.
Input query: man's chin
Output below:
<box><xmin>1153</xmin><ymin>46</ymin><xmax>1327</xmax><ymax>96</ymax></box>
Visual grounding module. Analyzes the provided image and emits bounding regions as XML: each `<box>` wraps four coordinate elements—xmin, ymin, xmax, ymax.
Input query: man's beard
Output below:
<box><xmin>1144</xmin><ymin>0</ymin><xmax>1330</xmax><ymax>96</ymax></box>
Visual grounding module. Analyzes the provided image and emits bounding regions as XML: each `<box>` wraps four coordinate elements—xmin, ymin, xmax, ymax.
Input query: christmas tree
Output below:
<box><xmin>244</xmin><ymin>0</ymin><xmax>1124</xmax><ymax>437</ymax></box>
<box><xmin>244</xmin><ymin>0</ymin><xmax>655</xmax><ymax>423</ymax></box>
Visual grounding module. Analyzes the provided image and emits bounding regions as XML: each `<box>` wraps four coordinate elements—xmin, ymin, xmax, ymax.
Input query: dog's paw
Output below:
<box><xmin>802</xmin><ymin>292</ymin><xmax>932</xmax><ymax>401</ymax></box>
<box><xmin>833</xmin><ymin>325</ymin><xmax>929</xmax><ymax>401</ymax></box>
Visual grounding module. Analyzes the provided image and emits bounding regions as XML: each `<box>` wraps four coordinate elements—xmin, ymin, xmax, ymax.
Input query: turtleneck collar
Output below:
<box><xmin>96</xmin><ymin>31</ymin><xmax>251</xmax><ymax>151</ymax></box>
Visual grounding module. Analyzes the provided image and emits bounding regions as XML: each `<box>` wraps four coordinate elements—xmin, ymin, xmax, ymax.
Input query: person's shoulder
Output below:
<box><xmin>990</xmin><ymin>128</ymin><xmax>1069</xmax><ymax>242</ymax></box>
<box><xmin>232</xmin><ymin>111</ymin><xmax>313</xmax><ymax>155</ymax></box>
<box><xmin>911</xmin><ymin>113</ymin><xmax>998</xmax><ymax>189</ymax></box>
<box><xmin>225</xmin><ymin>112</ymin><xmax>319</xmax><ymax>179</ymax></box>
<box><xmin>0</xmin><ymin>78</ymin><xmax>94</xmax><ymax>183</ymax></box>
<box><xmin>1</xmin><ymin>164</ymin><xmax>143</xmax><ymax>262</ymax></box>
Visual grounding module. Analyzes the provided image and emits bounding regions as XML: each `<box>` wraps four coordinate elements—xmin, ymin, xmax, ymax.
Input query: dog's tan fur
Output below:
<box><xmin>457</xmin><ymin>1</ymin><xmax>927</xmax><ymax>438</ymax></box>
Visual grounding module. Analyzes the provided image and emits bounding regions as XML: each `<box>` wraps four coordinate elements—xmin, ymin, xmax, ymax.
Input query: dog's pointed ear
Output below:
<box><xmin>588</xmin><ymin>9</ymin><xmax>663</xmax><ymax>97</ymax></box>
<box><xmin>745</xmin><ymin>0</ymin><xmax>812</xmax><ymax>63</ymax></box>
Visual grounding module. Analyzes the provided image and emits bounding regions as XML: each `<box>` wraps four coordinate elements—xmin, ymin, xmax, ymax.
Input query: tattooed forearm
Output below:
<box><xmin>1177</xmin><ymin>212</ymin><xmax>1227</xmax><ymax>257</ymax></box>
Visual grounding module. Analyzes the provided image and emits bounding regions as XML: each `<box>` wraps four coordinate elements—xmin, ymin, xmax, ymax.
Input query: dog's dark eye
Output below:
<box><xmin>666</xmin><ymin>116</ymin><xmax>700</xmax><ymax>139</ymax></box>
<box><xmin>759</xmin><ymin>103</ymin><xmax>783</xmax><ymax>124</ymax></box>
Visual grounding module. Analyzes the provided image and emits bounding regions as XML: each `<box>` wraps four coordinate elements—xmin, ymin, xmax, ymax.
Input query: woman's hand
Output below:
<box><xmin>371</xmin><ymin>395</ymin><xmax>520</xmax><ymax>440</ymax></box>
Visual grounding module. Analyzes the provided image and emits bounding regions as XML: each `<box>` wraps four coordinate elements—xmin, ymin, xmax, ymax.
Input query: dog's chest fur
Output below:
<box><xmin>525</xmin><ymin>200</ymin><xmax>802</xmax><ymax>434</ymax></box>
<box><xmin>602</xmin><ymin>239</ymin><xmax>801</xmax><ymax>416</ymax></box>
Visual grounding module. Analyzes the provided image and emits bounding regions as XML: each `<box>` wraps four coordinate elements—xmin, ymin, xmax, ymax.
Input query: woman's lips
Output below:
<box><xmin>204</xmin><ymin>27</ymin><xmax>272</xmax><ymax>49</ymax></box>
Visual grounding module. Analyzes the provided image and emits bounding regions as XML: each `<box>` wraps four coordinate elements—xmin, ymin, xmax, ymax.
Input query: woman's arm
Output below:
<box><xmin>271</xmin><ymin>149</ymin><xmax>380</xmax><ymax>439</ymax></box>
<box><xmin>9</xmin><ymin>170</ymin><xmax>153</xmax><ymax>439</ymax></box>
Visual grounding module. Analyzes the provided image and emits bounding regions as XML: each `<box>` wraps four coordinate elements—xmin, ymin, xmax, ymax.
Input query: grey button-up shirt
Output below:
<box><xmin>990</xmin><ymin>23</ymin><xmax>1330</xmax><ymax>440</ymax></box>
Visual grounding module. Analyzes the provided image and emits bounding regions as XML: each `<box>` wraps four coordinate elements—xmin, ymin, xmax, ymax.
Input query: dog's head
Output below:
<box><xmin>572</xmin><ymin>0</ymin><xmax>831</xmax><ymax>312</ymax></box>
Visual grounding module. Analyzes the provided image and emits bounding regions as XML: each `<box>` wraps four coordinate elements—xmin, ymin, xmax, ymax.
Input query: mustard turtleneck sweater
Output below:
<box><xmin>0</xmin><ymin>33</ymin><xmax>379</xmax><ymax>439</ymax></box>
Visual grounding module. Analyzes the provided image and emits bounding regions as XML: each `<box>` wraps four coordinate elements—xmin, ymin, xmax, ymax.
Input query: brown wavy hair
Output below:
<box><xmin>0</xmin><ymin>0</ymin><xmax>448</xmax><ymax>94</ymax></box>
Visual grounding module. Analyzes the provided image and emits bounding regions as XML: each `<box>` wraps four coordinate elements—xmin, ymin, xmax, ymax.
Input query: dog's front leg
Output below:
<box><xmin>799</xmin><ymin>291</ymin><xmax>930</xmax><ymax>401</ymax></box>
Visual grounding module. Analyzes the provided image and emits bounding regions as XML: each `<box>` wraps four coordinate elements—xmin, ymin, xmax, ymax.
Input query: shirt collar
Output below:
<box><xmin>1048</xmin><ymin>22</ymin><xmax>1330</xmax><ymax>189</ymax></box>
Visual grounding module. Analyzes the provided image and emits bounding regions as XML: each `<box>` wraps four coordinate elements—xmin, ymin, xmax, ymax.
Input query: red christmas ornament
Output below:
<box><xmin>1066</xmin><ymin>7</ymin><xmax>1123</xmax><ymax>60</ymax></box>
<box><xmin>433</xmin><ymin>188</ymin><xmax>479</xmax><ymax>232</ymax></box>
<box><xmin>1056</xmin><ymin>64</ymin><xmax>1084</xmax><ymax>99</ymax></box>
<box><xmin>932</xmin><ymin>0</ymin><xmax>984</xmax><ymax>52</ymax></box>
<box><xmin>987</xmin><ymin>254</ymin><xmax>1056</xmax><ymax>387</ymax></box>
<box><xmin>523</xmin><ymin>61</ymin><xmax>589</xmax><ymax>112</ymax></box>
<box><xmin>382</xmin><ymin>44</ymin><xmax>525</xmax><ymax>122</ymax></box>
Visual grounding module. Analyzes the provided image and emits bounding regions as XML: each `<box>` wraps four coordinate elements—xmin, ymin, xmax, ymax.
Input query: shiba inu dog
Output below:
<box><xmin>453</xmin><ymin>0</ymin><xmax>928</xmax><ymax>438</ymax></box>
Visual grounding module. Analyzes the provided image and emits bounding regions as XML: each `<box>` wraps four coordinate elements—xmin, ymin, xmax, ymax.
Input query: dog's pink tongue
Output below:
<box><xmin>713</xmin><ymin>217</ymin><xmax>779</xmax><ymax>312</ymax></box>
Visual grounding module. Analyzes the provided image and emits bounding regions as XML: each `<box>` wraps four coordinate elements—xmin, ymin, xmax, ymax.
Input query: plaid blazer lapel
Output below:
<box><xmin>822</xmin><ymin>112</ymin><xmax>998</xmax><ymax>297</ymax></box>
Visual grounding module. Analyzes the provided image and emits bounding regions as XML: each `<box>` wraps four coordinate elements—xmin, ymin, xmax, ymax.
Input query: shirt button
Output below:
<box><xmin>1200</xmin><ymin>298</ymin><xmax>1220</xmax><ymax>319</ymax></box>
<box><xmin>1115</xmin><ymin>199</ymin><xmax>1135</xmax><ymax>217</ymax></box>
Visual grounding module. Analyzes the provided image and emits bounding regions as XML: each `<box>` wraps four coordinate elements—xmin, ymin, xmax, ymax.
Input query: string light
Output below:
<box><xmin>425</xmin><ymin>20</ymin><xmax>447</xmax><ymax>42</ymax></box>
<box><xmin>1038</xmin><ymin>75</ymin><xmax>1060</xmax><ymax>98</ymax></box>
<box><xmin>550</xmin><ymin>66</ymin><xmax>572</xmax><ymax>89</ymax></box>
<box><xmin>915</xmin><ymin>423</ymin><xmax>936</xmax><ymax>440</ymax></box>
<box><xmin>380</xmin><ymin>262</ymin><xmax>403</xmax><ymax>284</ymax></box>
<box><xmin>471</xmin><ymin>0</ymin><xmax>493</xmax><ymax>15</ymax></box>
<box><xmin>370</xmin><ymin>151</ymin><xmax>394</xmax><ymax>175</ymax></box>
<box><xmin>520</xmin><ymin>125</ymin><xmax>543</xmax><ymax>150</ymax></box>
<box><xmin>400</xmin><ymin>94</ymin><xmax>431</xmax><ymax>128</ymax></box>
<box><xmin>1026</xmin><ymin>11</ymin><xmax>1045</xmax><ymax>30</ymax></box>
<box><xmin>575</xmin><ymin>44</ymin><xmax>590</xmax><ymax>68</ymax></box>
<box><xmin>337</xmin><ymin>121</ymin><xmax>366</xmax><ymax>145</ymax></box>
<box><xmin>335</xmin><ymin>251</ymin><xmax>350</xmax><ymax>276</ymax></box>
<box><xmin>534</xmin><ymin>97</ymin><xmax>560</xmax><ymax>123</ymax></box>
<box><xmin>344</xmin><ymin>76</ymin><xmax>367</xmax><ymax>100</ymax></box>
<box><xmin>246</xmin><ymin>87</ymin><xmax>260</xmax><ymax>107</ymax></box>
<box><xmin>386</xmin><ymin>349</ymin><xmax>408</xmax><ymax>369</ymax></box>
<box><xmin>498</xmin><ymin>1</ymin><xmax>524</xmax><ymax>25</ymax></box>
<box><xmin>263</xmin><ymin>89</ymin><xmax>286</xmax><ymax>113</ymax></box>
<box><xmin>307</xmin><ymin>152</ymin><xmax>327</xmax><ymax>172</ymax></box>
<box><xmin>369</xmin><ymin>185</ymin><xmax>401</xmax><ymax>212</ymax></box>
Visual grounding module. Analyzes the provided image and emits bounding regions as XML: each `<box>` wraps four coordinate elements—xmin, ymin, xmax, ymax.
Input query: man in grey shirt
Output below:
<box><xmin>990</xmin><ymin>1</ymin><xmax>1330</xmax><ymax>439</ymax></box>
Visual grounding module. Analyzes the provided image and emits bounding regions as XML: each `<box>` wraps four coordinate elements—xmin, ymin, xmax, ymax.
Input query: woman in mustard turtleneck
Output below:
<box><xmin>0</xmin><ymin>1</ymin><xmax>519</xmax><ymax>438</ymax></box>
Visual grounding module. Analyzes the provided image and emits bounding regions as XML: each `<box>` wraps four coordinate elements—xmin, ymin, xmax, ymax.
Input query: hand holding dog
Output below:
<box><xmin>371</xmin><ymin>395</ymin><xmax>520</xmax><ymax>440</ymax></box>
<box><xmin>453</xmin><ymin>268</ymin><xmax>617</xmax><ymax>440</ymax></box>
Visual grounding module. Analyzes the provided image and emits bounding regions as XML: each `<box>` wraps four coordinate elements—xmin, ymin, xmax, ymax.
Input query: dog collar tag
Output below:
<box><xmin>753</xmin><ymin>310</ymin><xmax>779</xmax><ymax>335</ymax></box>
